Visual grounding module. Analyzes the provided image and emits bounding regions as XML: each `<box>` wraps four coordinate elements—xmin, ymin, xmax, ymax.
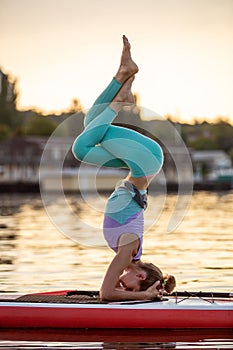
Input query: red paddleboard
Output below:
<box><xmin>0</xmin><ymin>290</ymin><xmax>232</xmax><ymax>329</ymax></box>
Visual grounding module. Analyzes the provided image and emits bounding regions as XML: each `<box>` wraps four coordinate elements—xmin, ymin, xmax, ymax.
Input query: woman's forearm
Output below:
<box><xmin>100</xmin><ymin>287</ymin><xmax>152</xmax><ymax>302</ymax></box>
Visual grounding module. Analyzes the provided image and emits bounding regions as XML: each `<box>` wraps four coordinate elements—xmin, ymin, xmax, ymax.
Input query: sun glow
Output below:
<box><xmin>1</xmin><ymin>0</ymin><xmax>233</xmax><ymax>123</ymax></box>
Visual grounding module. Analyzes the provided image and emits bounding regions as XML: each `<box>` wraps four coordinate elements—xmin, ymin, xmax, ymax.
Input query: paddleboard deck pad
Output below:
<box><xmin>0</xmin><ymin>290</ymin><xmax>232</xmax><ymax>329</ymax></box>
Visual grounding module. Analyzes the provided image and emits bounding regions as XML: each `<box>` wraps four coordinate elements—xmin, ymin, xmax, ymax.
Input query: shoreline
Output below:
<box><xmin>0</xmin><ymin>181</ymin><xmax>232</xmax><ymax>193</ymax></box>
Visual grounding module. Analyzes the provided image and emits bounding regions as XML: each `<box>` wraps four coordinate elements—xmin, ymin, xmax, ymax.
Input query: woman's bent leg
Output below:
<box><xmin>101</xmin><ymin>125</ymin><xmax>164</xmax><ymax>177</ymax></box>
<box><xmin>72</xmin><ymin>106</ymin><xmax>128</xmax><ymax>169</ymax></box>
<box><xmin>73</xmin><ymin>115</ymin><xmax>163</xmax><ymax>176</ymax></box>
<box><xmin>84</xmin><ymin>78</ymin><xmax>122</xmax><ymax>127</ymax></box>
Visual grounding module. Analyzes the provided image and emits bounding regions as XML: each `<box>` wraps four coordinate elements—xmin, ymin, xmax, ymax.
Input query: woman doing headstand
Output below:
<box><xmin>72</xmin><ymin>35</ymin><xmax>176</xmax><ymax>301</ymax></box>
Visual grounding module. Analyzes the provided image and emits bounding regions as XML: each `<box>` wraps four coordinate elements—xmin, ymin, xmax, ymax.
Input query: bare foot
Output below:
<box><xmin>110</xmin><ymin>76</ymin><xmax>135</xmax><ymax>112</ymax></box>
<box><xmin>115</xmin><ymin>35</ymin><xmax>139</xmax><ymax>84</ymax></box>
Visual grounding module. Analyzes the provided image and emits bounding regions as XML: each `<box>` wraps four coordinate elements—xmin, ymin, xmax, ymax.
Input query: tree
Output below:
<box><xmin>68</xmin><ymin>98</ymin><xmax>83</xmax><ymax>114</ymax></box>
<box><xmin>0</xmin><ymin>69</ymin><xmax>19</xmax><ymax>129</ymax></box>
<box><xmin>23</xmin><ymin>114</ymin><xmax>58</xmax><ymax>136</ymax></box>
<box><xmin>212</xmin><ymin>121</ymin><xmax>233</xmax><ymax>152</ymax></box>
<box><xmin>0</xmin><ymin>124</ymin><xmax>10</xmax><ymax>141</ymax></box>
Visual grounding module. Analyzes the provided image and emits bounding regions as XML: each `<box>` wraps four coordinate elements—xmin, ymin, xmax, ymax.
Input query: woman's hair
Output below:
<box><xmin>138</xmin><ymin>262</ymin><xmax>176</xmax><ymax>294</ymax></box>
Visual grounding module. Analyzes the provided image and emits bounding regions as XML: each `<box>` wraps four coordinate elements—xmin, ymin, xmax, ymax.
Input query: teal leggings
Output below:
<box><xmin>72</xmin><ymin>78</ymin><xmax>163</xmax><ymax>178</ymax></box>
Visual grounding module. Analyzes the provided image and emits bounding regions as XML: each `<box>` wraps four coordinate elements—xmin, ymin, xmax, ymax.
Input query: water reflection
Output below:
<box><xmin>0</xmin><ymin>191</ymin><xmax>232</xmax><ymax>293</ymax></box>
<box><xmin>0</xmin><ymin>329</ymin><xmax>233</xmax><ymax>349</ymax></box>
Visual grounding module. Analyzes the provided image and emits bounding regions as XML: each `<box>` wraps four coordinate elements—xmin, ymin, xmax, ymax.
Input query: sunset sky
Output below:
<box><xmin>1</xmin><ymin>0</ymin><xmax>233</xmax><ymax>123</ymax></box>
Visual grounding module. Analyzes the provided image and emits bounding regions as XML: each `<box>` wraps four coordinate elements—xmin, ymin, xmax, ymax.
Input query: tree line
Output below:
<box><xmin>1</xmin><ymin>68</ymin><xmax>233</xmax><ymax>162</ymax></box>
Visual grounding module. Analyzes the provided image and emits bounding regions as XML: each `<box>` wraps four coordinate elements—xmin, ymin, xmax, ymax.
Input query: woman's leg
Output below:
<box><xmin>72</xmin><ymin>77</ymin><xmax>163</xmax><ymax>176</ymax></box>
<box><xmin>73</xmin><ymin>35</ymin><xmax>139</xmax><ymax>169</ymax></box>
<box><xmin>84</xmin><ymin>78</ymin><xmax>122</xmax><ymax>128</ymax></box>
<box><xmin>73</xmin><ymin>105</ymin><xmax>128</xmax><ymax>169</ymax></box>
<box><xmin>84</xmin><ymin>35</ymin><xmax>138</xmax><ymax>127</ymax></box>
<box><xmin>101</xmin><ymin>124</ymin><xmax>163</xmax><ymax>178</ymax></box>
<box><xmin>72</xmin><ymin>34</ymin><xmax>163</xmax><ymax>179</ymax></box>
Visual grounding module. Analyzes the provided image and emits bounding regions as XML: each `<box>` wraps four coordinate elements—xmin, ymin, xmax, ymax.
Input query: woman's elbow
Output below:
<box><xmin>99</xmin><ymin>288</ymin><xmax>112</xmax><ymax>302</ymax></box>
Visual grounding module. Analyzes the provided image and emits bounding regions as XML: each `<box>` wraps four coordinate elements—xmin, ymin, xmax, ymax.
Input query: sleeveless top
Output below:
<box><xmin>103</xmin><ymin>180</ymin><xmax>147</xmax><ymax>261</ymax></box>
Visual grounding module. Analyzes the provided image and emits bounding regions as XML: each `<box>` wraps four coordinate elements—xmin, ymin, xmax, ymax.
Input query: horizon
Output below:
<box><xmin>1</xmin><ymin>64</ymin><xmax>233</xmax><ymax>126</ymax></box>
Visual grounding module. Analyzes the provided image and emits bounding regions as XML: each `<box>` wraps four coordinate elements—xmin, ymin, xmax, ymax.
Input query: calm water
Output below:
<box><xmin>0</xmin><ymin>190</ymin><xmax>233</xmax><ymax>349</ymax></box>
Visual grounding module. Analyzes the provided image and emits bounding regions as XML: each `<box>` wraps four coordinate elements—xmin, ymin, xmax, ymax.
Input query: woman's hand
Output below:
<box><xmin>146</xmin><ymin>280</ymin><xmax>164</xmax><ymax>300</ymax></box>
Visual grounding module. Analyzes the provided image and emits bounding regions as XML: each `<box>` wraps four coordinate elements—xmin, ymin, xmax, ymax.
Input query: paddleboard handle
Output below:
<box><xmin>171</xmin><ymin>291</ymin><xmax>232</xmax><ymax>304</ymax></box>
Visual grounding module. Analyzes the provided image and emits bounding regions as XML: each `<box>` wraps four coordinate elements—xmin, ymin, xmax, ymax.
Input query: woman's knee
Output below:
<box><xmin>151</xmin><ymin>142</ymin><xmax>163</xmax><ymax>160</ymax></box>
<box><xmin>149</xmin><ymin>143</ymin><xmax>164</xmax><ymax>174</ymax></box>
<box><xmin>72</xmin><ymin>134</ymin><xmax>88</xmax><ymax>161</ymax></box>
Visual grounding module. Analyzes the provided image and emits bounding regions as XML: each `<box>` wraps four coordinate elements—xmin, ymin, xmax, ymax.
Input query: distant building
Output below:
<box><xmin>0</xmin><ymin>137</ymin><xmax>41</xmax><ymax>182</ymax></box>
<box><xmin>0</xmin><ymin>136</ymin><xmax>77</xmax><ymax>184</ymax></box>
<box><xmin>0</xmin><ymin>135</ymin><xmax>125</xmax><ymax>191</ymax></box>
<box><xmin>191</xmin><ymin>150</ymin><xmax>232</xmax><ymax>183</ymax></box>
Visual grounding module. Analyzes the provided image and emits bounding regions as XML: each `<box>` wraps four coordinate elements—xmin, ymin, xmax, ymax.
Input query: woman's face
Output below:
<box><xmin>119</xmin><ymin>269</ymin><xmax>142</xmax><ymax>292</ymax></box>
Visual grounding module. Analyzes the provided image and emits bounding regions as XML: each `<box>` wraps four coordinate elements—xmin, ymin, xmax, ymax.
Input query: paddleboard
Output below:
<box><xmin>0</xmin><ymin>290</ymin><xmax>232</xmax><ymax>329</ymax></box>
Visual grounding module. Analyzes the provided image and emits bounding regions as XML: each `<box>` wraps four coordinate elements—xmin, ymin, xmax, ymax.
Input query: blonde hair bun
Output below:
<box><xmin>163</xmin><ymin>274</ymin><xmax>176</xmax><ymax>294</ymax></box>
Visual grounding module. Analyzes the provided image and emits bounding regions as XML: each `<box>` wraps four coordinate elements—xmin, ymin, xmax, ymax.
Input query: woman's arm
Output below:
<box><xmin>100</xmin><ymin>234</ymin><xmax>161</xmax><ymax>301</ymax></box>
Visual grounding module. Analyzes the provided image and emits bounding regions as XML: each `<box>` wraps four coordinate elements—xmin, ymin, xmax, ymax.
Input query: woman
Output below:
<box><xmin>72</xmin><ymin>35</ymin><xmax>176</xmax><ymax>301</ymax></box>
